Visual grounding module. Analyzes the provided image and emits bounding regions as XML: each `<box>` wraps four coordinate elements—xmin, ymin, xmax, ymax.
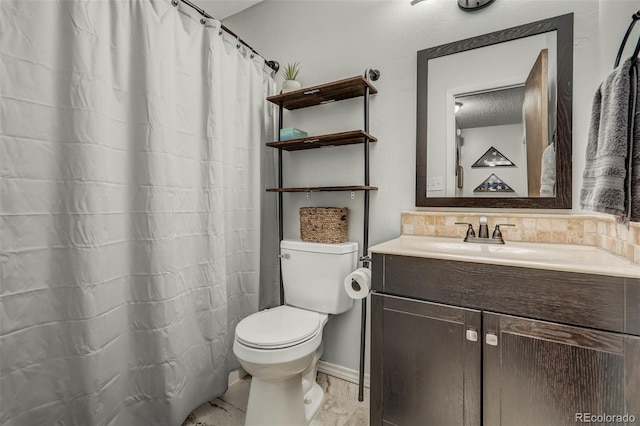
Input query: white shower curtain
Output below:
<box><xmin>0</xmin><ymin>1</ymin><xmax>277</xmax><ymax>425</ymax></box>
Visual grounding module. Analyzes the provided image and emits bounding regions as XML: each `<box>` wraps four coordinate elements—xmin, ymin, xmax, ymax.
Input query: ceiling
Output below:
<box><xmin>195</xmin><ymin>0</ymin><xmax>263</xmax><ymax>20</ymax></box>
<box><xmin>455</xmin><ymin>86</ymin><xmax>525</xmax><ymax>130</ymax></box>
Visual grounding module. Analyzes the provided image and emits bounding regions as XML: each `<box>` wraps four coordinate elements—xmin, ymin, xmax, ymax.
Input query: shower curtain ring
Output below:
<box><xmin>171</xmin><ymin>0</ymin><xmax>178</xmax><ymax>6</ymax></box>
<box><xmin>200</xmin><ymin>18</ymin><xmax>206</xmax><ymax>25</ymax></box>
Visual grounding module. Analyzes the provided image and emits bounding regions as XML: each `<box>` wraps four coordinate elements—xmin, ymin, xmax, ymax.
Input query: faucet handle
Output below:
<box><xmin>492</xmin><ymin>223</ymin><xmax>515</xmax><ymax>240</ymax></box>
<box><xmin>455</xmin><ymin>222</ymin><xmax>476</xmax><ymax>240</ymax></box>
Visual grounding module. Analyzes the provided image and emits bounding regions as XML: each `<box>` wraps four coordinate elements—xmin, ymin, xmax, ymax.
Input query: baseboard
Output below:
<box><xmin>317</xmin><ymin>360</ymin><xmax>370</xmax><ymax>388</ymax></box>
<box><xmin>228</xmin><ymin>368</ymin><xmax>247</xmax><ymax>387</ymax></box>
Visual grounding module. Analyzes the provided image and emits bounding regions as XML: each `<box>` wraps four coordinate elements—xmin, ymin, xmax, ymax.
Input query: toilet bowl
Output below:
<box><xmin>233</xmin><ymin>240</ymin><xmax>358</xmax><ymax>426</ymax></box>
<box><xmin>233</xmin><ymin>305</ymin><xmax>329</xmax><ymax>426</ymax></box>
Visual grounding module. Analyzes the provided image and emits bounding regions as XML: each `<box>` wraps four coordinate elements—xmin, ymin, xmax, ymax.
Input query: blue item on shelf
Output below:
<box><xmin>280</xmin><ymin>128</ymin><xmax>308</xmax><ymax>141</ymax></box>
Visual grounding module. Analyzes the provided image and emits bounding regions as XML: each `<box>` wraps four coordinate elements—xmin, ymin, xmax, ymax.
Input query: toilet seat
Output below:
<box><xmin>235</xmin><ymin>306</ymin><xmax>323</xmax><ymax>350</ymax></box>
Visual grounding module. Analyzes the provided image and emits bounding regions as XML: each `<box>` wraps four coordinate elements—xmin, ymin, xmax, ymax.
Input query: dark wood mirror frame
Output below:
<box><xmin>416</xmin><ymin>13</ymin><xmax>573</xmax><ymax>208</ymax></box>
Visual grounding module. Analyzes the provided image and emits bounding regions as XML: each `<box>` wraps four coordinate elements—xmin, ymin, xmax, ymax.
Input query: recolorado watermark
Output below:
<box><xmin>575</xmin><ymin>412</ymin><xmax>636</xmax><ymax>423</ymax></box>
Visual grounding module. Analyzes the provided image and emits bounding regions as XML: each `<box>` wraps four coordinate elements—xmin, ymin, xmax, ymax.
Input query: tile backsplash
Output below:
<box><xmin>401</xmin><ymin>212</ymin><xmax>640</xmax><ymax>264</ymax></box>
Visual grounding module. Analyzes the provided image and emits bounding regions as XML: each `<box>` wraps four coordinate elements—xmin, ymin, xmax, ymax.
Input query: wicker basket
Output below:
<box><xmin>299</xmin><ymin>207</ymin><xmax>349</xmax><ymax>243</ymax></box>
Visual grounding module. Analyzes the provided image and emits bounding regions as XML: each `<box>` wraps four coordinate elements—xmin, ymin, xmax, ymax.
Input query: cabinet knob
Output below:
<box><xmin>465</xmin><ymin>328</ymin><xmax>478</xmax><ymax>342</ymax></box>
<box><xmin>485</xmin><ymin>332</ymin><xmax>498</xmax><ymax>346</ymax></box>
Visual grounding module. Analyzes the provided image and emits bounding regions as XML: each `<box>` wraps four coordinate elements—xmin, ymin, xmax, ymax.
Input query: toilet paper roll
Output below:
<box><xmin>344</xmin><ymin>268</ymin><xmax>372</xmax><ymax>300</ymax></box>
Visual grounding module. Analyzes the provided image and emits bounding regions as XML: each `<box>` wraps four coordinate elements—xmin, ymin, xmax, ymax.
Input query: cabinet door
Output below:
<box><xmin>483</xmin><ymin>312</ymin><xmax>640</xmax><ymax>425</ymax></box>
<box><xmin>371</xmin><ymin>293</ymin><xmax>481</xmax><ymax>426</ymax></box>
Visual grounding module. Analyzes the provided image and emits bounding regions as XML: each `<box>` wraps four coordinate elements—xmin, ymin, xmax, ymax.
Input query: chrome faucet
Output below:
<box><xmin>455</xmin><ymin>216</ymin><xmax>514</xmax><ymax>244</ymax></box>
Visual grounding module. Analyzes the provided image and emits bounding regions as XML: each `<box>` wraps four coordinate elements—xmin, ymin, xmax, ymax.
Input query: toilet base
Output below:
<box><xmin>245</xmin><ymin>374</ymin><xmax>307</xmax><ymax>426</ymax></box>
<box><xmin>303</xmin><ymin>382</ymin><xmax>324</xmax><ymax>421</ymax></box>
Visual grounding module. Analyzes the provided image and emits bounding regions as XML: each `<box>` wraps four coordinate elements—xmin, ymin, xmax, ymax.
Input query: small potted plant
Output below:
<box><xmin>281</xmin><ymin>62</ymin><xmax>301</xmax><ymax>93</ymax></box>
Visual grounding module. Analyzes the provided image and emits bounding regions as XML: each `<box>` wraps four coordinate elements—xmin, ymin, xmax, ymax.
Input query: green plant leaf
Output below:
<box><xmin>282</xmin><ymin>62</ymin><xmax>301</xmax><ymax>81</ymax></box>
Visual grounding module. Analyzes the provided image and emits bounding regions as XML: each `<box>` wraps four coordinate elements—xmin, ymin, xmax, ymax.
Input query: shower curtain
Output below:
<box><xmin>0</xmin><ymin>1</ymin><xmax>277</xmax><ymax>425</ymax></box>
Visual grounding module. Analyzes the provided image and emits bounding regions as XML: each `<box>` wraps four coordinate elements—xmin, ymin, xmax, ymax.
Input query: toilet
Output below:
<box><xmin>233</xmin><ymin>239</ymin><xmax>358</xmax><ymax>426</ymax></box>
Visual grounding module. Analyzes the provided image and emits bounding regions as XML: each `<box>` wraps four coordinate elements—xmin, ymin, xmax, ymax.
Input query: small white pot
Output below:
<box><xmin>282</xmin><ymin>80</ymin><xmax>301</xmax><ymax>93</ymax></box>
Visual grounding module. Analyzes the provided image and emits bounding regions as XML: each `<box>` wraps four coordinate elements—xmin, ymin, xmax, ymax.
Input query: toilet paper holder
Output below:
<box><xmin>359</xmin><ymin>255</ymin><xmax>372</xmax><ymax>264</ymax></box>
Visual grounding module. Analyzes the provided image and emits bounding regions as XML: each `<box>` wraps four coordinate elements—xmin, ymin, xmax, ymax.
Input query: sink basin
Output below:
<box><xmin>369</xmin><ymin>235</ymin><xmax>640</xmax><ymax>278</ymax></box>
<box><xmin>404</xmin><ymin>240</ymin><xmax>572</xmax><ymax>261</ymax></box>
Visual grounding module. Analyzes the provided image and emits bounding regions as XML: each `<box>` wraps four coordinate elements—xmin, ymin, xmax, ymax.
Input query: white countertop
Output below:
<box><xmin>370</xmin><ymin>235</ymin><xmax>640</xmax><ymax>279</ymax></box>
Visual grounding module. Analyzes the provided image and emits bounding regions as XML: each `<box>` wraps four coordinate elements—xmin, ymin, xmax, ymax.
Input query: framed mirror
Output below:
<box><xmin>416</xmin><ymin>14</ymin><xmax>573</xmax><ymax>208</ymax></box>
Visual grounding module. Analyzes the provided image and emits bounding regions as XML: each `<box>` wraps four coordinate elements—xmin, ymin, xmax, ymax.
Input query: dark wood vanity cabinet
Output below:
<box><xmin>370</xmin><ymin>254</ymin><xmax>640</xmax><ymax>426</ymax></box>
<box><xmin>371</xmin><ymin>294</ymin><xmax>481</xmax><ymax>425</ymax></box>
<box><xmin>483</xmin><ymin>312</ymin><xmax>640</xmax><ymax>425</ymax></box>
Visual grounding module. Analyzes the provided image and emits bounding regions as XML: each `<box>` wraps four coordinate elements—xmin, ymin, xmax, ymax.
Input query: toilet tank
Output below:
<box><xmin>280</xmin><ymin>240</ymin><xmax>358</xmax><ymax>314</ymax></box>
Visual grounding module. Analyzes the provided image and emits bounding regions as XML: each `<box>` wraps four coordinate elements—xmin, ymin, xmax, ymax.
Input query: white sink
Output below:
<box><xmin>370</xmin><ymin>235</ymin><xmax>640</xmax><ymax>278</ymax></box>
<box><xmin>403</xmin><ymin>239</ymin><xmax>571</xmax><ymax>261</ymax></box>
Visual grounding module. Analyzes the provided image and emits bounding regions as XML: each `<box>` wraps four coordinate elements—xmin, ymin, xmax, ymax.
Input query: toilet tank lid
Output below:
<box><xmin>280</xmin><ymin>239</ymin><xmax>358</xmax><ymax>254</ymax></box>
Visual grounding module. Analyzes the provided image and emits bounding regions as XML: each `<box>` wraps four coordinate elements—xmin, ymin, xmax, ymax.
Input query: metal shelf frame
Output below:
<box><xmin>270</xmin><ymin>69</ymin><xmax>380</xmax><ymax>401</ymax></box>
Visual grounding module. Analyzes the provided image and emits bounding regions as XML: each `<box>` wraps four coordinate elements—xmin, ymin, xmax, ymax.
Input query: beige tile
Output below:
<box><xmin>504</xmin><ymin>229</ymin><xmax>522</xmax><ymax>242</ymax></box>
<box><xmin>583</xmin><ymin>220</ymin><xmax>597</xmax><ymax>233</ymax></box>
<box><xmin>536</xmin><ymin>219</ymin><xmax>552</xmax><ymax>231</ymax></box>
<box><xmin>402</xmin><ymin>224</ymin><xmax>414</xmax><ymax>235</ymax></box>
<box><xmin>219</xmin><ymin>377</ymin><xmax>251</xmax><ymax>412</ymax></box>
<box><xmin>567</xmin><ymin>219</ymin><xmax>583</xmax><ymax>234</ymax></box>
<box><xmin>494</xmin><ymin>217</ymin><xmax>508</xmax><ymax>226</ymax></box>
<box><xmin>612</xmin><ymin>239</ymin><xmax>624</xmax><ymax>256</ymax></box>
<box><xmin>435</xmin><ymin>216</ymin><xmax>446</xmax><ymax>227</ymax></box>
<box><xmin>413</xmin><ymin>223</ymin><xmax>427</xmax><ymax>235</ymax></box>
<box><xmin>507</xmin><ymin>217</ymin><xmax>524</xmax><ymax>229</ymax></box>
<box><xmin>445</xmin><ymin>216</ymin><xmax>459</xmax><ymax>226</ymax></box>
<box><xmin>435</xmin><ymin>226</ymin><xmax>458</xmax><ymax>238</ymax></box>
<box><xmin>522</xmin><ymin>230</ymin><xmax>538</xmax><ymax>242</ymax></box>
<box><xmin>635</xmin><ymin>245</ymin><xmax>640</xmax><ymax>264</ymax></box>
<box><xmin>597</xmin><ymin>220</ymin><xmax>608</xmax><ymax>235</ymax></box>
<box><xmin>423</xmin><ymin>215</ymin><xmax>435</xmax><ymax>226</ymax></box>
<box><xmin>625</xmin><ymin>227</ymin><xmax>636</xmax><ymax>243</ymax></box>
<box><xmin>584</xmin><ymin>233</ymin><xmax>600</xmax><ymax>246</ymax></box>
<box><xmin>339</xmin><ymin>404</ymin><xmax>370</xmax><ymax>426</ymax></box>
<box><xmin>402</xmin><ymin>214</ymin><xmax>419</xmax><ymax>226</ymax></box>
<box><xmin>551</xmin><ymin>219</ymin><xmax>569</xmax><ymax>232</ymax></box>
<box><xmin>624</xmin><ymin>243</ymin><xmax>635</xmax><ymax>262</ymax></box>
<box><xmin>603</xmin><ymin>237</ymin><xmax>614</xmax><ymax>252</ymax></box>
<box><xmin>567</xmin><ymin>231</ymin><xmax>584</xmax><ymax>244</ymax></box>
<box><xmin>609</xmin><ymin>222</ymin><xmax>619</xmax><ymax>238</ymax></box>
<box><xmin>551</xmin><ymin>232</ymin><xmax>567</xmax><ymax>243</ymax></box>
<box><xmin>522</xmin><ymin>218</ymin><xmax>537</xmax><ymax>230</ymax></box>
<box><xmin>616</xmin><ymin>223</ymin><xmax>628</xmax><ymax>240</ymax></box>
<box><xmin>537</xmin><ymin>231</ymin><xmax>552</xmax><ymax>243</ymax></box>
<box><xmin>190</xmin><ymin>399</ymin><xmax>246</xmax><ymax>426</ymax></box>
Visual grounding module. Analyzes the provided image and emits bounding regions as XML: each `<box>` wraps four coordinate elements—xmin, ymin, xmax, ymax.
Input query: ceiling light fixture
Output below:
<box><xmin>410</xmin><ymin>0</ymin><xmax>496</xmax><ymax>11</ymax></box>
<box><xmin>457</xmin><ymin>0</ymin><xmax>495</xmax><ymax>11</ymax></box>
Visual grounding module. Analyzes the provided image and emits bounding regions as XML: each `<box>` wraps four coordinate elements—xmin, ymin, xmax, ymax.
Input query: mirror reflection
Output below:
<box><xmin>416</xmin><ymin>14</ymin><xmax>573</xmax><ymax>209</ymax></box>
<box><xmin>426</xmin><ymin>31</ymin><xmax>557</xmax><ymax>199</ymax></box>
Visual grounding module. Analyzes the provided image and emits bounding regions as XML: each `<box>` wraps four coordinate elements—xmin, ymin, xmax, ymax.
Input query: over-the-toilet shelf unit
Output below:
<box><xmin>266</xmin><ymin>71</ymin><xmax>380</xmax><ymax>402</ymax></box>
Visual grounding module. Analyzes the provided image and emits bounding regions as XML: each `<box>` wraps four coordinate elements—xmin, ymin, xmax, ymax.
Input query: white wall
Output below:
<box><xmin>426</xmin><ymin>32</ymin><xmax>551</xmax><ymax>196</ymax></box>
<box><xmin>460</xmin><ymin>124</ymin><xmax>526</xmax><ymax>197</ymax></box>
<box><xmin>225</xmin><ymin>0</ymin><xmax>640</xmax><ymax>372</ymax></box>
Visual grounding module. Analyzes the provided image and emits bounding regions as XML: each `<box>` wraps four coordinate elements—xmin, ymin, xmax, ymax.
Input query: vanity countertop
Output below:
<box><xmin>370</xmin><ymin>235</ymin><xmax>640</xmax><ymax>279</ymax></box>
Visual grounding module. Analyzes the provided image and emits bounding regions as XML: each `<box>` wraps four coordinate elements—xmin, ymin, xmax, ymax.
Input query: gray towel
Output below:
<box><xmin>581</xmin><ymin>57</ymin><xmax>639</xmax><ymax>222</ymax></box>
<box><xmin>630</xmin><ymin>63</ymin><xmax>640</xmax><ymax>221</ymax></box>
<box><xmin>540</xmin><ymin>143</ymin><xmax>556</xmax><ymax>197</ymax></box>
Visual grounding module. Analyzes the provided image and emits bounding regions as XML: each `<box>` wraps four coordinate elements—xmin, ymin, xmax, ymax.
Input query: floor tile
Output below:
<box><xmin>219</xmin><ymin>376</ymin><xmax>251</xmax><ymax>412</ymax></box>
<box><xmin>188</xmin><ymin>398</ymin><xmax>245</xmax><ymax>426</ymax></box>
<box><xmin>185</xmin><ymin>373</ymin><xmax>369</xmax><ymax>426</ymax></box>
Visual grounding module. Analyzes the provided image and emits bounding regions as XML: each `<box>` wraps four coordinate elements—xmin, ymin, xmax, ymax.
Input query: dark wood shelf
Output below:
<box><xmin>266</xmin><ymin>130</ymin><xmax>377</xmax><ymax>151</ymax></box>
<box><xmin>266</xmin><ymin>185</ymin><xmax>378</xmax><ymax>193</ymax></box>
<box><xmin>267</xmin><ymin>76</ymin><xmax>378</xmax><ymax>110</ymax></box>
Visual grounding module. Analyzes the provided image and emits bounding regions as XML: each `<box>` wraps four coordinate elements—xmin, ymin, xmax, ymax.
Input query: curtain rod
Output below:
<box><xmin>173</xmin><ymin>0</ymin><xmax>280</xmax><ymax>72</ymax></box>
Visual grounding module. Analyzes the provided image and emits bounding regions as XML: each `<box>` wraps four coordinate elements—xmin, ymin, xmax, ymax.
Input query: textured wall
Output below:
<box><xmin>225</xmin><ymin>0</ymin><xmax>639</xmax><ymax>373</ymax></box>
